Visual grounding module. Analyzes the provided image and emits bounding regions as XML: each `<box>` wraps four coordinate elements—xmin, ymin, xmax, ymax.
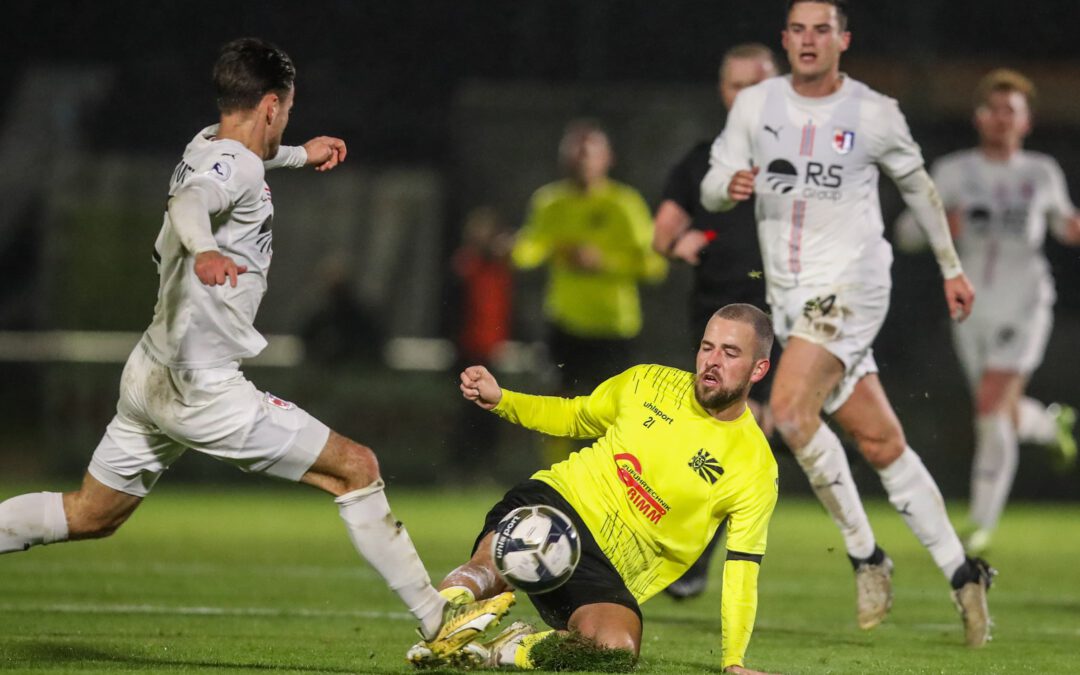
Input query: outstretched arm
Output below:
<box><xmin>264</xmin><ymin>136</ymin><xmax>348</xmax><ymax>172</ymax></box>
<box><xmin>460</xmin><ymin>365</ymin><xmax>624</xmax><ymax>439</ymax></box>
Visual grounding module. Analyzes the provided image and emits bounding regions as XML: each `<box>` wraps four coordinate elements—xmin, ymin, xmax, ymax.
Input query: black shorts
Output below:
<box><xmin>473</xmin><ymin>479</ymin><xmax>642</xmax><ymax>630</ymax></box>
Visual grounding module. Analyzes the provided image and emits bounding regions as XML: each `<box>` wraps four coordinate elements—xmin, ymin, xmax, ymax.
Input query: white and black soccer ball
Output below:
<box><xmin>491</xmin><ymin>505</ymin><xmax>581</xmax><ymax>594</ymax></box>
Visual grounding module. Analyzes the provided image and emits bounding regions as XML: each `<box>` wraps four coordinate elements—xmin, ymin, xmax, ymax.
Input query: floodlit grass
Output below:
<box><xmin>1</xmin><ymin>484</ymin><xmax>1077</xmax><ymax>673</ymax></box>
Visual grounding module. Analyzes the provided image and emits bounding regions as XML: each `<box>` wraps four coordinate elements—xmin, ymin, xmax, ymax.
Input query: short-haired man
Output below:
<box><xmin>409</xmin><ymin>304</ymin><xmax>778</xmax><ymax>674</ymax></box>
<box><xmin>653</xmin><ymin>42</ymin><xmax>780</xmax><ymax>600</ymax></box>
<box><xmin>898</xmin><ymin>69</ymin><xmax>1080</xmax><ymax>554</ymax></box>
<box><xmin>0</xmin><ymin>38</ymin><xmax>512</xmax><ymax>658</ymax></box>
<box><xmin>702</xmin><ymin>0</ymin><xmax>994</xmax><ymax>646</ymax></box>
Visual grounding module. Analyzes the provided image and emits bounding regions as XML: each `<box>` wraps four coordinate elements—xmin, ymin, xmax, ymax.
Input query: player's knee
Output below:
<box><xmin>769</xmin><ymin>393</ymin><xmax>816</xmax><ymax>448</ymax></box>
<box><xmin>338</xmin><ymin>440</ymin><xmax>381</xmax><ymax>491</ymax></box>
<box><xmin>854</xmin><ymin>425</ymin><xmax>905</xmax><ymax>469</ymax></box>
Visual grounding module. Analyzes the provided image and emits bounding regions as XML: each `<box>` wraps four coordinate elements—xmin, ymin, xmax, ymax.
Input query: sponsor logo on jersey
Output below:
<box><xmin>614</xmin><ymin>453</ymin><xmax>670</xmax><ymax>524</ymax></box>
<box><xmin>265</xmin><ymin>392</ymin><xmax>295</xmax><ymax>410</ymax></box>
<box><xmin>832</xmin><ymin>128</ymin><xmax>855</xmax><ymax>155</ymax></box>
<box><xmin>763</xmin><ymin>124</ymin><xmax>783</xmax><ymax>141</ymax></box>
<box><xmin>642</xmin><ymin>401</ymin><xmax>674</xmax><ymax>424</ymax></box>
<box><xmin>211</xmin><ymin>160</ymin><xmax>232</xmax><ymax>181</ymax></box>
<box><xmin>688</xmin><ymin>448</ymin><xmax>724</xmax><ymax>484</ymax></box>
<box><xmin>766</xmin><ymin>159</ymin><xmax>798</xmax><ymax>194</ymax></box>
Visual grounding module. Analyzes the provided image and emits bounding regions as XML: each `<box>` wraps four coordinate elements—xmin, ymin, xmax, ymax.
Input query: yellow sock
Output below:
<box><xmin>515</xmin><ymin>630</ymin><xmax>554</xmax><ymax>669</ymax></box>
<box><xmin>439</xmin><ymin>586</ymin><xmax>475</xmax><ymax>605</ymax></box>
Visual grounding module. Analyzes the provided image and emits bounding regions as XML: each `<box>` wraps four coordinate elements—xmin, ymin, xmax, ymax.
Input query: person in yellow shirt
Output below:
<box><xmin>408</xmin><ymin>304</ymin><xmax>778</xmax><ymax>674</ymax></box>
<box><xmin>513</xmin><ymin>119</ymin><xmax>668</xmax><ymax>398</ymax></box>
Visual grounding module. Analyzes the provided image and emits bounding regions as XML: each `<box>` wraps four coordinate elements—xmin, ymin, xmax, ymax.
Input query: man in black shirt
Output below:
<box><xmin>653</xmin><ymin>43</ymin><xmax>779</xmax><ymax>599</ymax></box>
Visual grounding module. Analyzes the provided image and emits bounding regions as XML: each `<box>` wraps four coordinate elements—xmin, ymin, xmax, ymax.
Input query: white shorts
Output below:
<box><xmin>952</xmin><ymin>302</ymin><xmax>1053</xmax><ymax>388</ymax></box>
<box><xmin>770</xmin><ymin>284</ymin><xmax>889</xmax><ymax>414</ymax></box>
<box><xmin>89</xmin><ymin>341</ymin><xmax>329</xmax><ymax>497</ymax></box>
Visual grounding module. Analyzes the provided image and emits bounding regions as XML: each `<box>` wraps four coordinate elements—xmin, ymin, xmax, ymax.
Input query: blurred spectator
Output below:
<box><xmin>301</xmin><ymin>254</ymin><xmax>384</xmax><ymax>365</ymax></box>
<box><xmin>512</xmin><ymin>119</ymin><xmax>667</xmax><ymax>463</ymax></box>
<box><xmin>448</xmin><ymin>206</ymin><xmax>514</xmax><ymax>474</ymax></box>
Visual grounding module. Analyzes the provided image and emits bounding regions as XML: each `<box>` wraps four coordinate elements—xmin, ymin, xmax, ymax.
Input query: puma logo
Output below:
<box><xmin>764</xmin><ymin>124</ymin><xmax>782</xmax><ymax>141</ymax></box>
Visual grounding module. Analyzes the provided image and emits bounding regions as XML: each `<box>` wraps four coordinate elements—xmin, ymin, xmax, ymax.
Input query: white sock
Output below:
<box><xmin>794</xmin><ymin>422</ymin><xmax>876</xmax><ymax>559</ymax></box>
<box><xmin>335</xmin><ymin>480</ymin><xmax>446</xmax><ymax>639</ymax></box>
<box><xmin>1016</xmin><ymin>396</ymin><xmax>1057</xmax><ymax>445</ymax></box>
<box><xmin>969</xmin><ymin>414</ymin><xmax>1019</xmax><ymax>532</ymax></box>
<box><xmin>0</xmin><ymin>492</ymin><xmax>69</xmax><ymax>554</ymax></box>
<box><xmin>877</xmin><ymin>448</ymin><xmax>965</xmax><ymax>580</ymax></box>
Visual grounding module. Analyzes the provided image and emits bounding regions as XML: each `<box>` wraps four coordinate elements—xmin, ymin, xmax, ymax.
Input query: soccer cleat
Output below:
<box><xmin>852</xmin><ymin>549</ymin><xmax>894</xmax><ymax>630</ymax></box>
<box><xmin>410</xmin><ymin>591</ymin><xmax>516</xmax><ymax>665</ymax></box>
<box><xmin>457</xmin><ymin>620</ymin><xmax>538</xmax><ymax>668</ymax></box>
<box><xmin>951</xmin><ymin>557</ymin><xmax>995</xmax><ymax>648</ymax></box>
<box><xmin>963</xmin><ymin>527</ymin><xmax>993</xmax><ymax>556</ymax></box>
<box><xmin>663</xmin><ymin>573</ymin><xmax>708</xmax><ymax>600</ymax></box>
<box><xmin>1047</xmin><ymin>403</ymin><xmax>1077</xmax><ymax>471</ymax></box>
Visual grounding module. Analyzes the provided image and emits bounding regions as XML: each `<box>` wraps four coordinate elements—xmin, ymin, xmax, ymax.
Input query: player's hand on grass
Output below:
<box><xmin>943</xmin><ymin>272</ymin><xmax>975</xmax><ymax>322</ymax></box>
<box><xmin>671</xmin><ymin>229</ymin><xmax>710</xmax><ymax>265</ymax></box>
<box><xmin>194</xmin><ymin>250</ymin><xmax>247</xmax><ymax>287</ymax></box>
<box><xmin>303</xmin><ymin>136</ymin><xmax>347</xmax><ymax>172</ymax></box>
<box><xmin>727</xmin><ymin>167</ymin><xmax>760</xmax><ymax>201</ymax></box>
<box><xmin>460</xmin><ymin>365</ymin><xmax>503</xmax><ymax>410</ymax></box>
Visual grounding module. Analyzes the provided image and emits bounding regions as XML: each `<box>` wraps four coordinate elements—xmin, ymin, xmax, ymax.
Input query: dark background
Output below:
<box><xmin>1</xmin><ymin>1</ymin><xmax>1077</xmax><ymax>501</ymax></box>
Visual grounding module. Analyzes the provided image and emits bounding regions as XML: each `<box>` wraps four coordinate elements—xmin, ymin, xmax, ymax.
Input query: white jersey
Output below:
<box><xmin>142</xmin><ymin>125</ymin><xmax>305</xmax><ymax>369</ymax></box>
<box><xmin>932</xmin><ymin>149</ymin><xmax>1073</xmax><ymax>313</ymax></box>
<box><xmin>704</xmin><ymin>75</ymin><xmax>925</xmax><ymax>297</ymax></box>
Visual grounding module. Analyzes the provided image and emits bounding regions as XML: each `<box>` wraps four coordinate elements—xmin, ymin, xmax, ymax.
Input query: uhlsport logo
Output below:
<box><xmin>765</xmin><ymin>159</ymin><xmax>798</xmax><ymax>194</ymax></box>
<box><xmin>689</xmin><ymin>448</ymin><xmax>724</xmax><ymax>484</ymax></box>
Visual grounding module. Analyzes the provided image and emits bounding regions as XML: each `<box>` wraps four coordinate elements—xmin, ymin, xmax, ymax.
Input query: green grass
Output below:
<box><xmin>1</xmin><ymin>485</ymin><xmax>1078</xmax><ymax>674</ymax></box>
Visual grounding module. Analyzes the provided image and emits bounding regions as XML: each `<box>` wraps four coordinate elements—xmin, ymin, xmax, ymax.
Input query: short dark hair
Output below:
<box><xmin>713</xmin><ymin>303</ymin><xmax>774</xmax><ymax>360</ymax></box>
<box><xmin>787</xmin><ymin>0</ymin><xmax>849</xmax><ymax>31</ymax></box>
<box><xmin>213</xmin><ymin>38</ymin><xmax>295</xmax><ymax>113</ymax></box>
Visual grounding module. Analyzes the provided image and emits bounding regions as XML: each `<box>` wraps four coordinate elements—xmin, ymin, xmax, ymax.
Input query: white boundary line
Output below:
<box><xmin>0</xmin><ymin>602</ymin><xmax>412</xmax><ymax>621</ymax></box>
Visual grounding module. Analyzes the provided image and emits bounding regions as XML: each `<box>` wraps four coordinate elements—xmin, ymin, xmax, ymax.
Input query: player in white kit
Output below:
<box><xmin>701</xmin><ymin>0</ymin><xmax>994</xmax><ymax>647</ymax></box>
<box><xmin>0</xmin><ymin>38</ymin><xmax>513</xmax><ymax>658</ymax></box>
<box><xmin>899</xmin><ymin>69</ymin><xmax>1080</xmax><ymax>555</ymax></box>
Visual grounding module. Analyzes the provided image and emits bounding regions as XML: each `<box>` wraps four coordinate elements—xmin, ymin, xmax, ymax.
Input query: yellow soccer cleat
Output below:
<box><xmin>407</xmin><ymin>591</ymin><xmax>516</xmax><ymax>667</ymax></box>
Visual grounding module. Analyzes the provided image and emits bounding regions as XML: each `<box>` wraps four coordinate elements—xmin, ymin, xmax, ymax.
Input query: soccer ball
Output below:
<box><xmin>491</xmin><ymin>505</ymin><xmax>581</xmax><ymax>594</ymax></box>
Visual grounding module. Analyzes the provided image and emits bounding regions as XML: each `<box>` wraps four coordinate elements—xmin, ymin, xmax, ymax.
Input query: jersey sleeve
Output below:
<box><xmin>872</xmin><ymin>98</ymin><xmax>926</xmax><ymax>180</ymax></box>
<box><xmin>491</xmin><ymin>368</ymin><xmax>632</xmax><ymax>438</ymax></box>
<box><xmin>599</xmin><ymin>189</ymin><xmax>668</xmax><ymax>281</ymax></box>
<box><xmin>511</xmin><ymin>190</ymin><xmax>555</xmax><ymax>270</ymax></box>
<box><xmin>1042</xmin><ymin>156</ymin><xmax>1077</xmax><ymax>220</ymax></box>
<box><xmin>661</xmin><ymin>147</ymin><xmax>702</xmax><ymax>213</ymax></box>
<box><xmin>263</xmin><ymin>144</ymin><xmax>308</xmax><ymax>170</ymax></box>
<box><xmin>185</xmin><ymin>152</ymin><xmax>264</xmax><ymax>213</ymax></box>
<box><xmin>929</xmin><ymin>157</ymin><xmax>962</xmax><ymax>211</ymax></box>
<box><xmin>701</xmin><ymin>90</ymin><xmax>758</xmax><ymax>212</ymax></box>
<box><xmin>722</xmin><ymin>465</ymin><xmax>778</xmax><ymax>556</ymax></box>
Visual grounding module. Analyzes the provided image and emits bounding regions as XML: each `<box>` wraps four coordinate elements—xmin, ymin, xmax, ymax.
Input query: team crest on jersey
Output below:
<box><xmin>210</xmin><ymin>160</ymin><xmax>233</xmax><ymax>181</ymax></box>
<box><xmin>689</xmin><ymin>449</ymin><xmax>724</xmax><ymax>485</ymax></box>
<box><xmin>832</xmin><ymin>129</ymin><xmax>855</xmax><ymax>155</ymax></box>
<box><xmin>614</xmin><ymin>453</ymin><xmax>670</xmax><ymax>524</ymax></box>
<box><xmin>265</xmin><ymin>392</ymin><xmax>295</xmax><ymax>410</ymax></box>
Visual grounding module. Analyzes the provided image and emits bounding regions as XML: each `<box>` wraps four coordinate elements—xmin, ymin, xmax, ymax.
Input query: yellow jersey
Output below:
<box><xmin>512</xmin><ymin>179</ymin><xmax>667</xmax><ymax>338</ymax></box>
<box><xmin>492</xmin><ymin>363</ymin><xmax>777</xmax><ymax>668</ymax></box>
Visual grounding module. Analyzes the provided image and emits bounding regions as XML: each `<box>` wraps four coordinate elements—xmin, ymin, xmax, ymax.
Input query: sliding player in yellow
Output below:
<box><xmin>408</xmin><ymin>303</ymin><xmax>778</xmax><ymax>674</ymax></box>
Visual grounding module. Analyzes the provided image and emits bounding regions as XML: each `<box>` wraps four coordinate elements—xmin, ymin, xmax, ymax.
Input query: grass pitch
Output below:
<box><xmin>1</xmin><ymin>484</ymin><xmax>1078</xmax><ymax>674</ymax></box>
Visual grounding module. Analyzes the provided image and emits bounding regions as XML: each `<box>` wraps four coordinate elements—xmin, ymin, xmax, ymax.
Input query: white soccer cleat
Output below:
<box><xmin>1047</xmin><ymin>403</ymin><xmax>1077</xmax><ymax>471</ymax></box>
<box><xmin>408</xmin><ymin>591</ymin><xmax>516</xmax><ymax>666</ymax></box>
<box><xmin>854</xmin><ymin>555</ymin><xmax>894</xmax><ymax>630</ymax></box>
<box><xmin>951</xmin><ymin>557</ymin><xmax>995</xmax><ymax>648</ymax></box>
